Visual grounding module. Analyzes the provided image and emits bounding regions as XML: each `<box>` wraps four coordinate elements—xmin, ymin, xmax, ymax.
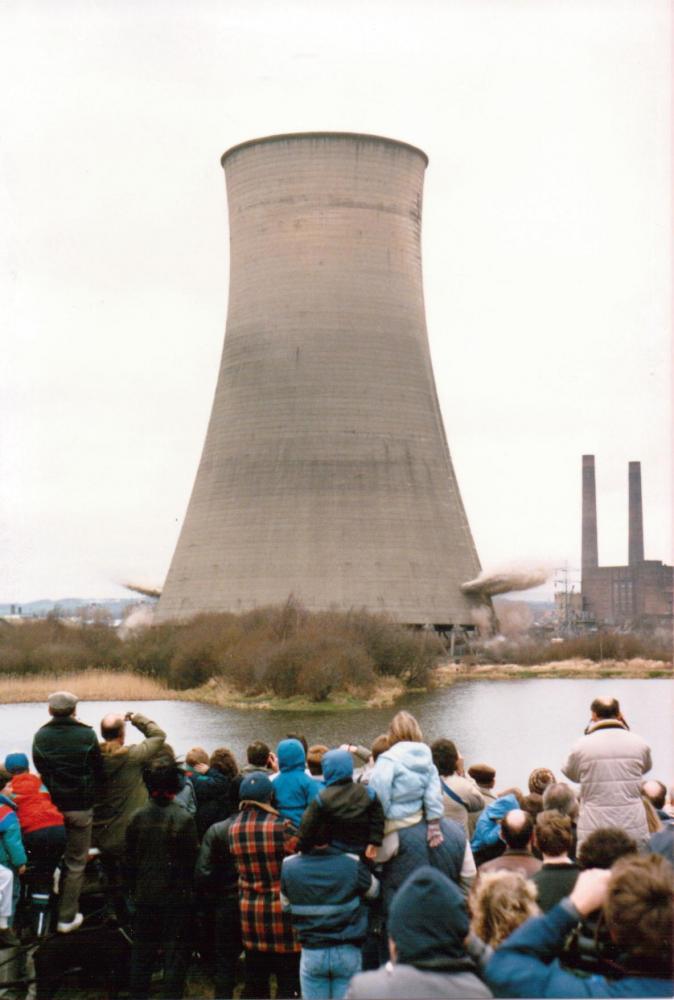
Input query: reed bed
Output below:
<box><xmin>0</xmin><ymin>669</ymin><xmax>179</xmax><ymax>704</ymax></box>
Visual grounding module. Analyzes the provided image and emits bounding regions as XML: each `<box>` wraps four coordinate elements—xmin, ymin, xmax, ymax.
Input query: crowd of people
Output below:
<box><xmin>0</xmin><ymin>691</ymin><xmax>671</xmax><ymax>999</ymax></box>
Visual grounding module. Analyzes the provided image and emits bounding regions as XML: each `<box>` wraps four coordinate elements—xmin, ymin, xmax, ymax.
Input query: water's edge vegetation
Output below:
<box><xmin>1</xmin><ymin>602</ymin><xmax>670</xmax><ymax>710</ymax></box>
<box><xmin>0</xmin><ymin>659</ymin><xmax>670</xmax><ymax>711</ymax></box>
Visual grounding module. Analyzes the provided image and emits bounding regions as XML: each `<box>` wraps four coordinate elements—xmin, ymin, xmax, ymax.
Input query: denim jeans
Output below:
<box><xmin>300</xmin><ymin>944</ymin><xmax>362</xmax><ymax>999</ymax></box>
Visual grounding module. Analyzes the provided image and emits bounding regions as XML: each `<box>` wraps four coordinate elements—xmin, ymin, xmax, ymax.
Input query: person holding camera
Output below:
<box><xmin>92</xmin><ymin>709</ymin><xmax>166</xmax><ymax>860</ymax></box>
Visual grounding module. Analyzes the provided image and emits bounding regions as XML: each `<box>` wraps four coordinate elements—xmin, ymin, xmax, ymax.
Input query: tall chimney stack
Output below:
<box><xmin>582</xmin><ymin>454</ymin><xmax>598</xmax><ymax>575</ymax></box>
<box><xmin>628</xmin><ymin>461</ymin><xmax>644</xmax><ymax>565</ymax></box>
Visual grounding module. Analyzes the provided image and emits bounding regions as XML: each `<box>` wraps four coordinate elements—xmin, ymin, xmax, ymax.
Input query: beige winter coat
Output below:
<box><xmin>439</xmin><ymin>773</ymin><xmax>484</xmax><ymax>835</ymax></box>
<box><xmin>561</xmin><ymin>719</ymin><xmax>651</xmax><ymax>847</ymax></box>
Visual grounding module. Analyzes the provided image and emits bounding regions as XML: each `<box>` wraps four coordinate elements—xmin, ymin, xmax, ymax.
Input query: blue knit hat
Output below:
<box><xmin>4</xmin><ymin>753</ymin><xmax>29</xmax><ymax>774</ymax></box>
<box><xmin>388</xmin><ymin>865</ymin><xmax>469</xmax><ymax>964</ymax></box>
<box><xmin>239</xmin><ymin>771</ymin><xmax>273</xmax><ymax>803</ymax></box>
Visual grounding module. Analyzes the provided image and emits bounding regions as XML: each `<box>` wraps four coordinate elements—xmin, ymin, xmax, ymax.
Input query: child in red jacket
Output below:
<box><xmin>4</xmin><ymin>754</ymin><xmax>65</xmax><ymax>892</ymax></box>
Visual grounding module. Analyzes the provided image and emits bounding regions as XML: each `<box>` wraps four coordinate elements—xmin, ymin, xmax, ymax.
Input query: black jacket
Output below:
<box><xmin>32</xmin><ymin>716</ymin><xmax>104</xmax><ymax>811</ymax></box>
<box><xmin>125</xmin><ymin>799</ymin><xmax>198</xmax><ymax>906</ymax></box>
<box><xmin>194</xmin><ymin>813</ymin><xmax>239</xmax><ymax>899</ymax></box>
<box><xmin>298</xmin><ymin>780</ymin><xmax>385</xmax><ymax>853</ymax></box>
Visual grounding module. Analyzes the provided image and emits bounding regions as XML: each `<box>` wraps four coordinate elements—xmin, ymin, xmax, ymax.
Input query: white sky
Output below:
<box><xmin>1</xmin><ymin>0</ymin><xmax>671</xmax><ymax>603</ymax></box>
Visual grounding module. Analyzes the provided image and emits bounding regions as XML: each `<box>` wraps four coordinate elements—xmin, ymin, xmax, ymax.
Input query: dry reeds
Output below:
<box><xmin>0</xmin><ymin>669</ymin><xmax>178</xmax><ymax>704</ymax></box>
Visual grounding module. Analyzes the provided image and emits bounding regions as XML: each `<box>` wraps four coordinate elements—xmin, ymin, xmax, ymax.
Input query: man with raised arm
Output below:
<box><xmin>93</xmin><ymin>709</ymin><xmax>166</xmax><ymax>859</ymax></box>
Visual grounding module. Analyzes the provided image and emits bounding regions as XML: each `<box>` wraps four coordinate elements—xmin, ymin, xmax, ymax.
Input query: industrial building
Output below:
<box><xmin>581</xmin><ymin>455</ymin><xmax>673</xmax><ymax>628</ymax></box>
<box><xmin>157</xmin><ymin>133</ymin><xmax>488</xmax><ymax>627</ymax></box>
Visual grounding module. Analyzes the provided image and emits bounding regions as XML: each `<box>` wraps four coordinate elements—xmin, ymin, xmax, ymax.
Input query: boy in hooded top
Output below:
<box><xmin>273</xmin><ymin>739</ymin><xmax>321</xmax><ymax>828</ymax></box>
<box><xmin>346</xmin><ymin>866</ymin><xmax>492</xmax><ymax>998</ymax></box>
<box><xmin>298</xmin><ymin>749</ymin><xmax>384</xmax><ymax>857</ymax></box>
<box><xmin>4</xmin><ymin>752</ymin><xmax>65</xmax><ymax>900</ymax></box>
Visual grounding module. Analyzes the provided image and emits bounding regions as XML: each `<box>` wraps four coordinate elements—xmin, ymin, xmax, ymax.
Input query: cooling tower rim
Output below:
<box><xmin>221</xmin><ymin>131</ymin><xmax>429</xmax><ymax>167</ymax></box>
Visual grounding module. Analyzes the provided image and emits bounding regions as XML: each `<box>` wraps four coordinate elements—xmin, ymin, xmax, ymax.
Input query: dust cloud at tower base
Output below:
<box><xmin>156</xmin><ymin>133</ymin><xmax>486</xmax><ymax>627</ymax></box>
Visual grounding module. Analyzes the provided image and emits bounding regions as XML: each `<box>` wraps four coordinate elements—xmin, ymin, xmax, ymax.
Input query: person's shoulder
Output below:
<box><xmin>346</xmin><ymin>965</ymin><xmax>392</xmax><ymax>998</ymax></box>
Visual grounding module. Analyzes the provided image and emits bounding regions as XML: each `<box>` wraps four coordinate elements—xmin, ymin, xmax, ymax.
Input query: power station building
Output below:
<box><xmin>581</xmin><ymin>455</ymin><xmax>673</xmax><ymax>628</ymax></box>
<box><xmin>156</xmin><ymin>133</ymin><xmax>488</xmax><ymax>627</ymax></box>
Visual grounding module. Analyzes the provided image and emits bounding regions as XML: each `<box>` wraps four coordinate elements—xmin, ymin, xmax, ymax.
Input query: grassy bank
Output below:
<box><xmin>434</xmin><ymin>657</ymin><xmax>672</xmax><ymax>684</ymax></box>
<box><xmin>0</xmin><ymin>659</ymin><xmax>669</xmax><ymax>710</ymax></box>
<box><xmin>0</xmin><ymin>669</ymin><xmax>404</xmax><ymax>711</ymax></box>
<box><xmin>0</xmin><ymin>669</ymin><xmax>182</xmax><ymax>704</ymax></box>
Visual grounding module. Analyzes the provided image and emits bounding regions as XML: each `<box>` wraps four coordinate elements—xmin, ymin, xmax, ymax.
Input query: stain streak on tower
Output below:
<box><xmin>157</xmin><ymin>133</ymin><xmax>485</xmax><ymax>625</ymax></box>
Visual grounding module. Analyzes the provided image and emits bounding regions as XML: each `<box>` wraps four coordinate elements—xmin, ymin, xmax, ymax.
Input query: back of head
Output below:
<box><xmin>528</xmin><ymin>767</ymin><xmax>556</xmax><ymax>795</ymax></box>
<box><xmin>388</xmin><ymin>866</ymin><xmax>468</xmax><ymax>965</ymax></box>
<box><xmin>321</xmin><ymin>749</ymin><xmax>353</xmax><ymax>786</ymax></box>
<box><xmin>469</xmin><ymin>870</ymin><xmax>539</xmax><ymax>947</ymax></box>
<box><xmin>210</xmin><ymin>747</ymin><xmax>238</xmax><ymax>778</ymax></box>
<box><xmin>371</xmin><ymin>734</ymin><xmax>390</xmax><ymax>762</ymax></box>
<box><xmin>48</xmin><ymin>690</ymin><xmax>78</xmax><ymax>718</ymax></box>
<box><xmin>542</xmin><ymin>782</ymin><xmax>578</xmax><ymax>819</ymax></box>
<box><xmin>468</xmin><ymin>763</ymin><xmax>496</xmax><ymax>788</ymax></box>
<box><xmin>521</xmin><ymin>793</ymin><xmax>544</xmax><ymax>822</ymax></box>
<box><xmin>0</xmin><ymin>767</ymin><xmax>11</xmax><ymax>793</ymax></box>
<box><xmin>239</xmin><ymin>771</ymin><xmax>273</xmax><ymax>805</ymax></box>
<box><xmin>186</xmin><ymin>746</ymin><xmax>209</xmax><ymax>767</ymax></box>
<box><xmin>285</xmin><ymin>733</ymin><xmax>308</xmax><ymax>756</ymax></box>
<box><xmin>388</xmin><ymin>710</ymin><xmax>423</xmax><ymax>747</ymax></box>
<box><xmin>101</xmin><ymin>713</ymin><xmax>124</xmax><ymax>742</ymax></box>
<box><xmin>605</xmin><ymin>854</ymin><xmax>673</xmax><ymax>970</ymax></box>
<box><xmin>641</xmin><ymin>780</ymin><xmax>667</xmax><ymax>811</ymax></box>
<box><xmin>142</xmin><ymin>751</ymin><xmax>181</xmax><ymax>801</ymax></box>
<box><xmin>590</xmin><ymin>696</ymin><xmax>620</xmax><ymax>719</ymax></box>
<box><xmin>247</xmin><ymin>740</ymin><xmax>270</xmax><ymax>768</ymax></box>
<box><xmin>535</xmin><ymin>810</ymin><xmax>572</xmax><ymax>857</ymax></box>
<box><xmin>501</xmin><ymin>809</ymin><xmax>533</xmax><ymax>850</ymax></box>
<box><xmin>277</xmin><ymin>738</ymin><xmax>306</xmax><ymax>772</ymax></box>
<box><xmin>306</xmin><ymin>744</ymin><xmax>328</xmax><ymax>776</ymax></box>
<box><xmin>578</xmin><ymin>827</ymin><xmax>637</xmax><ymax>869</ymax></box>
<box><xmin>430</xmin><ymin>738</ymin><xmax>459</xmax><ymax>777</ymax></box>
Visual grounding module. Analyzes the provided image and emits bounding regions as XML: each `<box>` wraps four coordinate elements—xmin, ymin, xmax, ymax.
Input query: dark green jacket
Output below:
<box><xmin>32</xmin><ymin>715</ymin><xmax>104</xmax><ymax>812</ymax></box>
<box><xmin>125</xmin><ymin>799</ymin><xmax>198</xmax><ymax>906</ymax></box>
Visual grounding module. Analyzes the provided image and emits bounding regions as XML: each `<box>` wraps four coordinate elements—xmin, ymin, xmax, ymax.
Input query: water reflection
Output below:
<box><xmin>1</xmin><ymin>678</ymin><xmax>671</xmax><ymax>791</ymax></box>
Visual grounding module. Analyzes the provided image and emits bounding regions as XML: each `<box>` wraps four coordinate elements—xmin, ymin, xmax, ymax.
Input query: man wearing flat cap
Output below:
<box><xmin>32</xmin><ymin>691</ymin><xmax>103</xmax><ymax>933</ymax></box>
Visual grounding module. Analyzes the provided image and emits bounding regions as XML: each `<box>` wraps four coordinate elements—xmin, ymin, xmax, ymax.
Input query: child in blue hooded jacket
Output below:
<box><xmin>273</xmin><ymin>739</ymin><xmax>321</xmax><ymax>828</ymax></box>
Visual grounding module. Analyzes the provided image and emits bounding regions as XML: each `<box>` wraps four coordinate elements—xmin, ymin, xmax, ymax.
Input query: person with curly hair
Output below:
<box><xmin>469</xmin><ymin>870</ymin><xmax>539</xmax><ymax>947</ymax></box>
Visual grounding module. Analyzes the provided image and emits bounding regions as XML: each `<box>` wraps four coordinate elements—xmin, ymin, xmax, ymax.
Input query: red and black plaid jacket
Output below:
<box><xmin>228</xmin><ymin>801</ymin><xmax>299</xmax><ymax>953</ymax></box>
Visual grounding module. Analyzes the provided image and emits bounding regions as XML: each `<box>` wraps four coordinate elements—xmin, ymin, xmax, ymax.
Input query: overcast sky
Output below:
<box><xmin>1</xmin><ymin>0</ymin><xmax>670</xmax><ymax>604</ymax></box>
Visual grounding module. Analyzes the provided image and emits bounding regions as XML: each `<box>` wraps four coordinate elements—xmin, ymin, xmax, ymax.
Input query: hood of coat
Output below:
<box><xmin>277</xmin><ymin>739</ymin><xmax>306</xmax><ymax>772</ymax></box>
<box><xmin>388</xmin><ymin>866</ymin><xmax>469</xmax><ymax>965</ymax></box>
<box><xmin>382</xmin><ymin>740</ymin><xmax>434</xmax><ymax>775</ymax></box>
<box><xmin>322</xmin><ymin>749</ymin><xmax>353</xmax><ymax>786</ymax></box>
<box><xmin>8</xmin><ymin>773</ymin><xmax>42</xmax><ymax>798</ymax></box>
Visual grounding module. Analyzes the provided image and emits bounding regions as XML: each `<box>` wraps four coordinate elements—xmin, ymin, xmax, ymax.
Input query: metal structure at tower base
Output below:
<box><xmin>156</xmin><ymin>132</ymin><xmax>489</xmax><ymax>627</ymax></box>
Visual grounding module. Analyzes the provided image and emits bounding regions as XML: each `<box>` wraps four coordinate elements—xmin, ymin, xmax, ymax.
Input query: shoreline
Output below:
<box><xmin>0</xmin><ymin>659</ymin><xmax>670</xmax><ymax>712</ymax></box>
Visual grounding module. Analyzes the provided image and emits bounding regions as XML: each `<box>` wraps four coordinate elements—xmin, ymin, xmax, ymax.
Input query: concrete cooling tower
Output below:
<box><xmin>156</xmin><ymin>132</ymin><xmax>486</xmax><ymax>626</ymax></box>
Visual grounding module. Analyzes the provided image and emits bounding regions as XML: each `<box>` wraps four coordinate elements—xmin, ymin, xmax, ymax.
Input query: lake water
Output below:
<box><xmin>1</xmin><ymin>678</ymin><xmax>671</xmax><ymax>791</ymax></box>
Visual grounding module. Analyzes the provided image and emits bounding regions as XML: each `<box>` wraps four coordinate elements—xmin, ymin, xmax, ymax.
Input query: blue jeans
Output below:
<box><xmin>300</xmin><ymin>944</ymin><xmax>362</xmax><ymax>999</ymax></box>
